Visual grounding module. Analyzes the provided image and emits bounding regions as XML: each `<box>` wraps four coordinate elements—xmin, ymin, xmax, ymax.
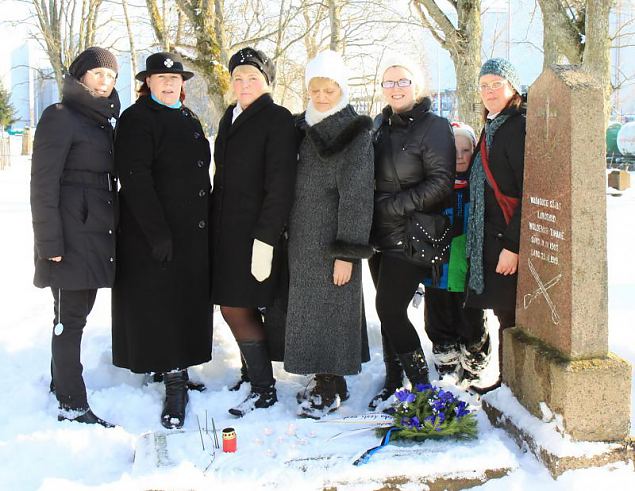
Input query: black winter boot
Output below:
<box><xmin>298</xmin><ymin>374</ymin><xmax>342</xmax><ymax>419</ymax></box>
<box><xmin>397</xmin><ymin>348</ymin><xmax>430</xmax><ymax>388</ymax></box>
<box><xmin>161</xmin><ymin>370</ymin><xmax>189</xmax><ymax>429</ymax></box>
<box><xmin>229</xmin><ymin>341</ymin><xmax>277</xmax><ymax>417</ymax></box>
<box><xmin>461</xmin><ymin>331</ymin><xmax>491</xmax><ymax>384</ymax></box>
<box><xmin>58</xmin><ymin>406</ymin><xmax>115</xmax><ymax>428</ymax></box>
<box><xmin>153</xmin><ymin>370</ymin><xmax>207</xmax><ymax>392</ymax></box>
<box><xmin>228</xmin><ymin>354</ymin><xmax>250</xmax><ymax>391</ymax></box>
<box><xmin>433</xmin><ymin>341</ymin><xmax>463</xmax><ymax>380</ymax></box>
<box><xmin>368</xmin><ymin>344</ymin><xmax>404</xmax><ymax>409</ymax></box>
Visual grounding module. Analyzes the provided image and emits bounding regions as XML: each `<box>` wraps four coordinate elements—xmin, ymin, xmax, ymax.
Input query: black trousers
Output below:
<box><xmin>368</xmin><ymin>253</ymin><xmax>428</xmax><ymax>354</ymax></box>
<box><xmin>50</xmin><ymin>288</ymin><xmax>97</xmax><ymax>410</ymax></box>
<box><xmin>423</xmin><ymin>288</ymin><xmax>486</xmax><ymax>347</ymax></box>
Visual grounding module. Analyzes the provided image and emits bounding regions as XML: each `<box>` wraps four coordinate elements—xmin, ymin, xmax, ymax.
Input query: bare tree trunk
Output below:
<box><xmin>327</xmin><ymin>0</ymin><xmax>344</xmax><ymax>52</ymax></box>
<box><xmin>583</xmin><ymin>0</ymin><xmax>613</xmax><ymax>127</ymax></box>
<box><xmin>537</xmin><ymin>0</ymin><xmax>584</xmax><ymax>67</ymax></box>
<box><xmin>538</xmin><ymin>0</ymin><xmax>612</xmax><ymax>125</ymax></box>
<box><xmin>175</xmin><ymin>0</ymin><xmax>228</xmax><ymax>120</ymax></box>
<box><xmin>30</xmin><ymin>0</ymin><xmax>104</xmax><ymax>96</ymax></box>
<box><xmin>412</xmin><ymin>0</ymin><xmax>483</xmax><ymax>131</ymax></box>
<box><xmin>121</xmin><ymin>0</ymin><xmax>139</xmax><ymax>84</ymax></box>
<box><xmin>146</xmin><ymin>0</ymin><xmax>170</xmax><ymax>51</ymax></box>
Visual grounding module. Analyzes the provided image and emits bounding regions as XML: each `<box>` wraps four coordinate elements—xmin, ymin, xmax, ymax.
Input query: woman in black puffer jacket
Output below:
<box><xmin>368</xmin><ymin>57</ymin><xmax>455</xmax><ymax>409</ymax></box>
<box><xmin>30</xmin><ymin>47</ymin><xmax>120</xmax><ymax>427</ymax></box>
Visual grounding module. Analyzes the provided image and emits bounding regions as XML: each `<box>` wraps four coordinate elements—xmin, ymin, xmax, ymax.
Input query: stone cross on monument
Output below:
<box><xmin>482</xmin><ymin>65</ymin><xmax>633</xmax><ymax>476</ymax></box>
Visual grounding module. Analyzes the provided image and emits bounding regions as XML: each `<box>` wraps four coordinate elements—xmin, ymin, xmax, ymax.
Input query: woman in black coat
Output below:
<box><xmin>465</xmin><ymin>58</ymin><xmax>526</xmax><ymax>393</ymax></box>
<box><xmin>211</xmin><ymin>48</ymin><xmax>297</xmax><ymax>417</ymax></box>
<box><xmin>30</xmin><ymin>47</ymin><xmax>120</xmax><ymax>427</ymax></box>
<box><xmin>112</xmin><ymin>52</ymin><xmax>213</xmax><ymax>429</ymax></box>
<box><xmin>368</xmin><ymin>57</ymin><xmax>455</xmax><ymax>409</ymax></box>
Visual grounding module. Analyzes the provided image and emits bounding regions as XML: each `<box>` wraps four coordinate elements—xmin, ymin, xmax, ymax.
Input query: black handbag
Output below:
<box><xmin>380</xmin><ymin>123</ymin><xmax>451</xmax><ymax>283</ymax></box>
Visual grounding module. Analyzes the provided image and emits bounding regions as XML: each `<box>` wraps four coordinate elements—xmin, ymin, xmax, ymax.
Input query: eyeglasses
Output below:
<box><xmin>85</xmin><ymin>69</ymin><xmax>117</xmax><ymax>82</ymax></box>
<box><xmin>381</xmin><ymin>79</ymin><xmax>412</xmax><ymax>89</ymax></box>
<box><xmin>478</xmin><ymin>81</ymin><xmax>507</xmax><ymax>92</ymax></box>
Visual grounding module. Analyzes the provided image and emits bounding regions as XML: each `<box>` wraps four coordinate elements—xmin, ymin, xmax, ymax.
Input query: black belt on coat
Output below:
<box><xmin>61</xmin><ymin>169</ymin><xmax>117</xmax><ymax>191</ymax></box>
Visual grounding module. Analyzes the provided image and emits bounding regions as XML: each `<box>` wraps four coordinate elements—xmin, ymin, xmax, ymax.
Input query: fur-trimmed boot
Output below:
<box><xmin>298</xmin><ymin>374</ymin><xmax>343</xmax><ymax>419</ymax></box>
<box><xmin>228</xmin><ymin>341</ymin><xmax>277</xmax><ymax>417</ymax></box>
<box><xmin>297</xmin><ymin>374</ymin><xmax>349</xmax><ymax>404</ymax></box>
<box><xmin>397</xmin><ymin>348</ymin><xmax>430</xmax><ymax>388</ymax></box>
<box><xmin>368</xmin><ymin>344</ymin><xmax>404</xmax><ymax>409</ymax></box>
<box><xmin>161</xmin><ymin>370</ymin><xmax>189</xmax><ymax>429</ymax></box>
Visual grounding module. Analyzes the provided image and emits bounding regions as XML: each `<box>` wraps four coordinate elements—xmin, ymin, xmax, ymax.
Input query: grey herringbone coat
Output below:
<box><xmin>284</xmin><ymin>106</ymin><xmax>374</xmax><ymax>376</ymax></box>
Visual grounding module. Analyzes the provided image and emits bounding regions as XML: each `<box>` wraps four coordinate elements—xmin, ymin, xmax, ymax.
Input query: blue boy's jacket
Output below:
<box><xmin>423</xmin><ymin>174</ymin><xmax>470</xmax><ymax>292</ymax></box>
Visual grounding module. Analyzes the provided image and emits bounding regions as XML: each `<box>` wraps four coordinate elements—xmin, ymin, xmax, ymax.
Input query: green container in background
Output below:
<box><xmin>607</xmin><ymin>122</ymin><xmax>622</xmax><ymax>156</ymax></box>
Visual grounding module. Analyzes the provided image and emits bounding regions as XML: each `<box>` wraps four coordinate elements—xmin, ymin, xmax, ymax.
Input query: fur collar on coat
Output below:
<box><xmin>297</xmin><ymin>105</ymin><xmax>373</xmax><ymax>158</ymax></box>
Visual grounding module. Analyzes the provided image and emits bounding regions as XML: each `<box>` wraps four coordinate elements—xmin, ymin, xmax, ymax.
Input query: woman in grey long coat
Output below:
<box><xmin>284</xmin><ymin>50</ymin><xmax>374</xmax><ymax>419</ymax></box>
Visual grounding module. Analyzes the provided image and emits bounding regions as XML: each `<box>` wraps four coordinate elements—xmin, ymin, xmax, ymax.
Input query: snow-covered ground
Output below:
<box><xmin>0</xmin><ymin>143</ymin><xmax>633</xmax><ymax>490</ymax></box>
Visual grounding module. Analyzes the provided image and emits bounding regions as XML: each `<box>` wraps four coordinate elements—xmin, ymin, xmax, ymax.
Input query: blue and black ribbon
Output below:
<box><xmin>352</xmin><ymin>427</ymin><xmax>401</xmax><ymax>466</ymax></box>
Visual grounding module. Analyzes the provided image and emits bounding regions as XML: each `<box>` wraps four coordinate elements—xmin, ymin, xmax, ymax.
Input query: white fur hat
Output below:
<box><xmin>451</xmin><ymin>122</ymin><xmax>477</xmax><ymax>147</ymax></box>
<box><xmin>305</xmin><ymin>50</ymin><xmax>350</xmax><ymax>100</ymax></box>
<box><xmin>378</xmin><ymin>53</ymin><xmax>424</xmax><ymax>94</ymax></box>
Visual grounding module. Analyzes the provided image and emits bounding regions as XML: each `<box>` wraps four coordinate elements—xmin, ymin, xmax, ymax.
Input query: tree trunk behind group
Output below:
<box><xmin>31</xmin><ymin>0</ymin><xmax>105</xmax><ymax>96</ymax></box>
<box><xmin>121</xmin><ymin>0</ymin><xmax>139</xmax><ymax>86</ymax></box>
<box><xmin>412</xmin><ymin>0</ymin><xmax>483</xmax><ymax>131</ymax></box>
<box><xmin>538</xmin><ymin>0</ymin><xmax>613</xmax><ymax>126</ymax></box>
<box><xmin>583</xmin><ymin>0</ymin><xmax>613</xmax><ymax>126</ymax></box>
<box><xmin>175</xmin><ymin>0</ymin><xmax>228</xmax><ymax>121</ymax></box>
<box><xmin>327</xmin><ymin>0</ymin><xmax>344</xmax><ymax>53</ymax></box>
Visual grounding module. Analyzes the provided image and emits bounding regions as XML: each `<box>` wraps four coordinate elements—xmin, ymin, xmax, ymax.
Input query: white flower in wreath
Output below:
<box><xmin>164</xmin><ymin>58</ymin><xmax>174</xmax><ymax>68</ymax></box>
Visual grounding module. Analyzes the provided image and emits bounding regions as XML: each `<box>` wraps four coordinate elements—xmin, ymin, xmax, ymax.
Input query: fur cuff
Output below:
<box><xmin>329</xmin><ymin>240</ymin><xmax>375</xmax><ymax>260</ymax></box>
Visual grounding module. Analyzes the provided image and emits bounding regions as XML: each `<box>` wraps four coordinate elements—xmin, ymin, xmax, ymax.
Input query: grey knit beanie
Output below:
<box><xmin>479</xmin><ymin>58</ymin><xmax>521</xmax><ymax>93</ymax></box>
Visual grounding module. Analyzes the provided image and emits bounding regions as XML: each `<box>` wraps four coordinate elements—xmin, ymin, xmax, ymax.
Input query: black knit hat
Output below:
<box><xmin>68</xmin><ymin>47</ymin><xmax>118</xmax><ymax>80</ymax></box>
<box><xmin>228</xmin><ymin>48</ymin><xmax>275</xmax><ymax>85</ymax></box>
<box><xmin>135</xmin><ymin>52</ymin><xmax>194</xmax><ymax>81</ymax></box>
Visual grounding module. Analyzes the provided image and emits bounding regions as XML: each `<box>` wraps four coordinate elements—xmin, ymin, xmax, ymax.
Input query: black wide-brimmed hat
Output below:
<box><xmin>135</xmin><ymin>52</ymin><xmax>194</xmax><ymax>81</ymax></box>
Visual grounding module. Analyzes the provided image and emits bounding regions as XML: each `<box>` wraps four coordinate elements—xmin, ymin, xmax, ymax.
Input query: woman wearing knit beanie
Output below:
<box><xmin>284</xmin><ymin>50</ymin><xmax>374</xmax><ymax>418</ymax></box>
<box><xmin>30</xmin><ymin>47</ymin><xmax>120</xmax><ymax>427</ymax></box>
<box><xmin>210</xmin><ymin>47</ymin><xmax>297</xmax><ymax>418</ymax></box>
<box><xmin>465</xmin><ymin>57</ymin><xmax>526</xmax><ymax>393</ymax></box>
<box><xmin>368</xmin><ymin>54</ymin><xmax>455</xmax><ymax>409</ymax></box>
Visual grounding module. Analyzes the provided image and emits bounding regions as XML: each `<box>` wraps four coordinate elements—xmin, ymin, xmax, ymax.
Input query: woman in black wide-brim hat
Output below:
<box><xmin>211</xmin><ymin>47</ymin><xmax>297</xmax><ymax>417</ymax></box>
<box><xmin>112</xmin><ymin>52</ymin><xmax>213</xmax><ymax>429</ymax></box>
<box><xmin>31</xmin><ymin>47</ymin><xmax>120</xmax><ymax>427</ymax></box>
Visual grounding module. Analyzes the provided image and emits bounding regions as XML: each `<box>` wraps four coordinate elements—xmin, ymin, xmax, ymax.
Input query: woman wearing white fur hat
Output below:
<box><xmin>368</xmin><ymin>55</ymin><xmax>455</xmax><ymax>409</ymax></box>
<box><xmin>284</xmin><ymin>50</ymin><xmax>374</xmax><ymax>419</ymax></box>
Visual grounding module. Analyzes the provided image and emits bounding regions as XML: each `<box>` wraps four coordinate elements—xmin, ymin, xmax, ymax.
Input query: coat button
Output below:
<box><xmin>198</xmin><ymin>220</ymin><xmax>206</xmax><ymax>229</ymax></box>
<box><xmin>197</xmin><ymin>160</ymin><xmax>204</xmax><ymax>168</ymax></box>
<box><xmin>194</xmin><ymin>132</ymin><xmax>201</xmax><ymax>139</ymax></box>
<box><xmin>108</xmin><ymin>229</ymin><xmax>113</xmax><ymax>235</ymax></box>
<box><xmin>109</xmin><ymin>257</ymin><xmax>114</xmax><ymax>262</ymax></box>
<box><xmin>107</xmin><ymin>200</ymin><xmax>112</xmax><ymax>205</ymax></box>
<box><xmin>198</xmin><ymin>189</ymin><xmax>206</xmax><ymax>197</ymax></box>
